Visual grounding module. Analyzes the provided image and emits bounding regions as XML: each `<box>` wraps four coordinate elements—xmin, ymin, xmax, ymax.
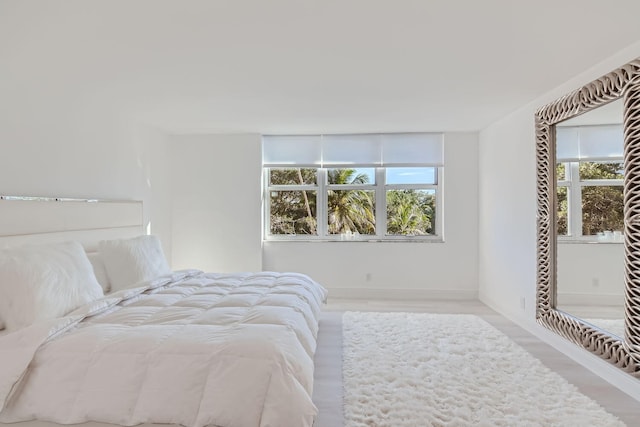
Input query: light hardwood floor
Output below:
<box><xmin>311</xmin><ymin>299</ymin><xmax>640</xmax><ymax>427</ymax></box>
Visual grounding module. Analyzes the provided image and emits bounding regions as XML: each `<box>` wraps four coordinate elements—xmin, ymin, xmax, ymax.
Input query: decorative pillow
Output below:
<box><xmin>0</xmin><ymin>240</ymin><xmax>104</xmax><ymax>331</ymax></box>
<box><xmin>98</xmin><ymin>235</ymin><xmax>171</xmax><ymax>292</ymax></box>
<box><xmin>87</xmin><ymin>252</ymin><xmax>111</xmax><ymax>293</ymax></box>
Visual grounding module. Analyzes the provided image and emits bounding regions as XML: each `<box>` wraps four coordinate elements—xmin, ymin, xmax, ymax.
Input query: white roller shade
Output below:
<box><xmin>322</xmin><ymin>134</ymin><xmax>382</xmax><ymax>167</ymax></box>
<box><xmin>556</xmin><ymin>124</ymin><xmax>623</xmax><ymax>162</ymax></box>
<box><xmin>381</xmin><ymin>133</ymin><xmax>444</xmax><ymax>166</ymax></box>
<box><xmin>262</xmin><ymin>135</ymin><xmax>322</xmax><ymax>167</ymax></box>
<box><xmin>263</xmin><ymin>133</ymin><xmax>443</xmax><ymax>167</ymax></box>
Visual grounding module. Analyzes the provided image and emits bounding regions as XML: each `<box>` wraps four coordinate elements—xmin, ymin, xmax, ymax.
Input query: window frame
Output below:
<box><xmin>557</xmin><ymin>160</ymin><xmax>624</xmax><ymax>242</ymax></box>
<box><xmin>264</xmin><ymin>167</ymin><xmax>443</xmax><ymax>242</ymax></box>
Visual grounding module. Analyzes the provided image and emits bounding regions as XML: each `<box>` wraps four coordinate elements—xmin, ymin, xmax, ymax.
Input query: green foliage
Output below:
<box><xmin>327</xmin><ymin>169</ymin><xmax>369</xmax><ymax>185</ymax></box>
<box><xmin>269</xmin><ymin>168</ymin><xmax>320</xmax><ymax>235</ymax></box>
<box><xmin>581</xmin><ymin>186</ymin><xmax>623</xmax><ymax>235</ymax></box>
<box><xmin>556</xmin><ymin>162</ymin><xmax>624</xmax><ymax>236</ymax></box>
<box><xmin>386</xmin><ymin>190</ymin><xmax>435</xmax><ymax>235</ymax></box>
<box><xmin>269</xmin><ymin>190</ymin><xmax>317</xmax><ymax>235</ymax></box>
<box><xmin>579</xmin><ymin>162</ymin><xmax>623</xmax><ymax>180</ymax></box>
<box><xmin>269</xmin><ymin>168</ymin><xmax>317</xmax><ymax>185</ymax></box>
<box><xmin>327</xmin><ymin>169</ymin><xmax>375</xmax><ymax>235</ymax></box>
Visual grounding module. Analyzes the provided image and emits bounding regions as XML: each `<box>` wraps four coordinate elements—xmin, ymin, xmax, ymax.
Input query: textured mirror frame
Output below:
<box><xmin>535</xmin><ymin>58</ymin><xmax>640</xmax><ymax>375</ymax></box>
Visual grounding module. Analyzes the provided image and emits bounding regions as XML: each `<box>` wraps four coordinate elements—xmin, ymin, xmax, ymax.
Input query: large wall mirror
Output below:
<box><xmin>536</xmin><ymin>58</ymin><xmax>640</xmax><ymax>375</ymax></box>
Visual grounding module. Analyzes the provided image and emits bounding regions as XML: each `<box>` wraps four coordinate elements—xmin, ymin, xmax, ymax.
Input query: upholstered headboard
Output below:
<box><xmin>0</xmin><ymin>196</ymin><xmax>144</xmax><ymax>251</ymax></box>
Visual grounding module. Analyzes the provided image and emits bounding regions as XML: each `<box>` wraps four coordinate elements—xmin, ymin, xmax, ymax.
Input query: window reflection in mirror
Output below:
<box><xmin>556</xmin><ymin>160</ymin><xmax>624</xmax><ymax>239</ymax></box>
<box><xmin>555</xmin><ymin>98</ymin><xmax>625</xmax><ymax>338</ymax></box>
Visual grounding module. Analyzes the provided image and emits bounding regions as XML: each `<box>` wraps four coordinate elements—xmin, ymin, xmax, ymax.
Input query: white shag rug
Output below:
<box><xmin>342</xmin><ymin>312</ymin><xmax>626</xmax><ymax>427</ymax></box>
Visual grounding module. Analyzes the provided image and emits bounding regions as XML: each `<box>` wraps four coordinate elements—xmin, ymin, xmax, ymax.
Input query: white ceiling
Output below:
<box><xmin>2</xmin><ymin>0</ymin><xmax>640</xmax><ymax>134</ymax></box>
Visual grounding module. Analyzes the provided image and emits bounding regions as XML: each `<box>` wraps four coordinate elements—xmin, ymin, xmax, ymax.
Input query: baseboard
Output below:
<box><xmin>480</xmin><ymin>295</ymin><xmax>640</xmax><ymax>402</ymax></box>
<box><xmin>556</xmin><ymin>292</ymin><xmax>623</xmax><ymax>307</ymax></box>
<box><xmin>526</xmin><ymin>322</ymin><xmax>640</xmax><ymax>402</ymax></box>
<box><xmin>327</xmin><ymin>287</ymin><xmax>478</xmax><ymax>301</ymax></box>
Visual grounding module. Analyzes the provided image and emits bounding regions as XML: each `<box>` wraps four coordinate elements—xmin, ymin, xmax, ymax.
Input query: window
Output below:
<box><xmin>556</xmin><ymin>124</ymin><xmax>624</xmax><ymax>241</ymax></box>
<box><xmin>263</xmin><ymin>133</ymin><xmax>443</xmax><ymax>241</ymax></box>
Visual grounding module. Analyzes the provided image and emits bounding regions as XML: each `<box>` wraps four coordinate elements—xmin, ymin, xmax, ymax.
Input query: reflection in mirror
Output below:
<box><xmin>555</xmin><ymin>99</ymin><xmax>625</xmax><ymax>337</ymax></box>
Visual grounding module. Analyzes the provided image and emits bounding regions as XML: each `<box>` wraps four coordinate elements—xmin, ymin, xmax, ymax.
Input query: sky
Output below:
<box><xmin>353</xmin><ymin>167</ymin><xmax>436</xmax><ymax>185</ymax></box>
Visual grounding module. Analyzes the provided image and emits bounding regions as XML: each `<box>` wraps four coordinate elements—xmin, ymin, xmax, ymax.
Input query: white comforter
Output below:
<box><xmin>0</xmin><ymin>270</ymin><xmax>328</xmax><ymax>427</ymax></box>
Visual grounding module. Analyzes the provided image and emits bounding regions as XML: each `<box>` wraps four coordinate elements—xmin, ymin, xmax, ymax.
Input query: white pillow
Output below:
<box><xmin>87</xmin><ymin>252</ymin><xmax>111</xmax><ymax>293</ymax></box>
<box><xmin>98</xmin><ymin>235</ymin><xmax>171</xmax><ymax>292</ymax></box>
<box><xmin>0</xmin><ymin>240</ymin><xmax>104</xmax><ymax>331</ymax></box>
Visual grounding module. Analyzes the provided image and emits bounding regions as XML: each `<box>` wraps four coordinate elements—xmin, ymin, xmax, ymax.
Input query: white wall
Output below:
<box><xmin>478</xmin><ymin>109</ymin><xmax>538</xmax><ymax>317</ymax></box>
<box><xmin>478</xmin><ymin>43</ymin><xmax>640</xmax><ymax>396</ymax></box>
<box><xmin>557</xmin><ymin>243</ymin><xmax>624</xmax><ymax>307</ymax></box>
<box><xmin>168</xmin><ymin>134</ymin><xmax>262</xmax><ymax>272</ymax></box>
<box><xmin>0</xmin><ymin>100</ymin><xmax>172</xmax><ymax>256</ymax></box>
<box><xmin>263</xmin><ymin>132</ymin><xmax>479</xmax><ymax>298</ymax></box>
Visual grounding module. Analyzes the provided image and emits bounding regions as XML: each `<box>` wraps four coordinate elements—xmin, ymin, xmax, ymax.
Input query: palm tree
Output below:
<box><xmin>386</xmin><ymin>190</ymin><xmax>434</xmax><ymax>235</ymax></box>
<box><xmin>269</xmin><ymin>168</ymin><xmax>318</xmax><ymax>235</ymax></box>
<box><xmin>327</xmin><ymin>169</ymin><xmax>375</xmax><ymax>235</ymax></box>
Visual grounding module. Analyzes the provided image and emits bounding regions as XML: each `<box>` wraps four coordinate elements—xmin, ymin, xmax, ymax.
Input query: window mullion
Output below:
<box><xmin>263</xmin><ymin>168</ymin><xmax>270</xmax><ymax>240</ymax></box>
<box><xmin>580</xmin><ymin>179</ymin><xmax>624</xmax><ymax>186</ymax></box>
<box><xmin>375</xmin><ymin>168</ymin><xmax>385</xmax><ymax>238</ymax></box>
<box><xmin>569</xmin><ymin>162</ymin><xmax>582</xmax><ymax>237</ymax></box>
<box><xmin>317</xmin><ymin>169</ymin><xmax>327</xmax><ymax>238</ymax></box>
<box><xmin>268</xmin><ymin>185</ymin><xmax>315</xmax><ymax>191</ymax></box>
<box><xmin>436</xmin><ymin>167</ymin><xmax>443</xmax><ymax>238</ymax></box>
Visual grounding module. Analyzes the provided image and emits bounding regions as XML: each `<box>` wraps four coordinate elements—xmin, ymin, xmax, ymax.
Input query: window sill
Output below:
<box><xmin>557</xmin><ymin>239</ymin><xmax>623</xmax><ymax>245</ymax></box>
<box><xmin>263</xmin><ymin>237</ymin><xmax>445</xmax><ymax>243</ymax></box>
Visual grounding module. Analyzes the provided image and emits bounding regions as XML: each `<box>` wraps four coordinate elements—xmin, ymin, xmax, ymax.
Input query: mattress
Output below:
<box><xmin>0</xmin><ymin>270</ymin><xmax>328</xmax><ymax>427</ymax></box>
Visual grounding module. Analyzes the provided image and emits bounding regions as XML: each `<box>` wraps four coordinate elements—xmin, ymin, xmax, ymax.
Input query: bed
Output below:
<box><xmin>0</xmin><ymin>197</ymin><xmax>327</xmax><ymax>427</ymax></box>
